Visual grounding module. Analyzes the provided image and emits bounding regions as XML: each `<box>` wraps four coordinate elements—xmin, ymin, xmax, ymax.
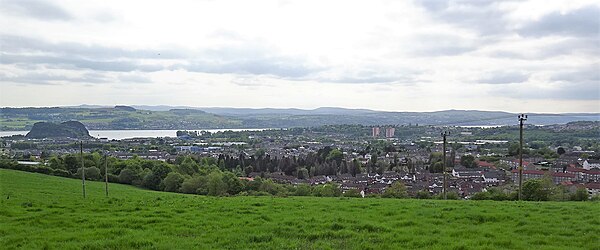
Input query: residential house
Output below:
<box><xmin>511</xmin><ymin>169</ymin><xmax>545</xmax><ymax>182</ymax></box>
<box><xmin>583</xmin><ymin>159</ymin><xmax>600</xmax><ymax>170</ymax></box>
<box><xmin>551</xmin><ymin>172</ymin><xmax>575</xmax><ymax>184</ymax></box>
<box><xmin>566</xmin><ymin>166</ymin><xmax>587</xmax><ymax>182</ymax></box>
<box><xmin>585</xmin><ymin>182</ymin><xmax>600</xmax><ymax>196</ymax></box>
<box><xmin>586</xmin><ymin>168</ymin><xmax>600</xmax><ymax>182</ymax></box>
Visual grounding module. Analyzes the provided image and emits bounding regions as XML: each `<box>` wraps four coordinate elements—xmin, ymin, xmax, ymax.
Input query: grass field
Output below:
<box><xmin>1</xmin><ymin>169</ymin><xmax>599</xmax><ymax>249</ymax></box>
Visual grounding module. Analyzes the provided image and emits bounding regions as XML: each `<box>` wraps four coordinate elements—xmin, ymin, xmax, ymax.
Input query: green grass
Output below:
<box><xmin>1</xmin><ymin>169</ymin><xmax>599</xmax><ymax>249</ymax></box>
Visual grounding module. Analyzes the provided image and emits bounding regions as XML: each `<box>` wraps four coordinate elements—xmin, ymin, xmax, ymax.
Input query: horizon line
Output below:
<box><xmin>1</xmin><ymin>104</ymin><xmax>599</xmax><ymax>115</ymax></box>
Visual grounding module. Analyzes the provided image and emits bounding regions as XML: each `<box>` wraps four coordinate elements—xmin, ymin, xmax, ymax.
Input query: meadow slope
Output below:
<box><xmin>0</xmin><ymin>169</ymin><xmax>598</xmax><ymax>249</ymax></box>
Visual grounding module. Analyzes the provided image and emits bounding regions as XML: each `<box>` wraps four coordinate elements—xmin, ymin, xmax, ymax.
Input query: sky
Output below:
<box><xmin>0</xmin><ymin>0</ymin><xmax>599</xmax><ymax>113</ymax></box>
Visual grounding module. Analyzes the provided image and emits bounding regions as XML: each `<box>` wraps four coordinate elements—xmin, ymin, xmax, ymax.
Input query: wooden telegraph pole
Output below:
<box><xmin>104</xmin><ymin>152</ymin><xmax>109</xmax><ymax>197</ymax></box>
<box><xmin>441</xmin><ymin>131</ymin><xmax>449</xmax><ymax>200</ymax></box>
<box><xmin>518</xmin><ymin>114</ymin><xmax>527</xmax><ymax>201</ymax></box>
<box><xmin>80</xmin><ymin>141</ymin><xmax>86</xmax><ymax>198</ymax></box>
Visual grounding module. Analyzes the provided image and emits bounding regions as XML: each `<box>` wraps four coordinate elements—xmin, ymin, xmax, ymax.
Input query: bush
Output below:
<box><xmin>252</xmin><ymin>191</ymin><xmax>272</xmax><ymax>196</ymax></box>
<box><xmin>76</xmin><ymin>167</ymin><xmax>98</xmax><ymax>180</ymax></box>
<box><xmin>436</xmin><ymin>192</ymin><xmax>460</xmax><ymax>200</ymax></box>
<box><xmin>343</xmin><ymin>189</ymin><xmax>362</xmax><ymax>198</ymax></box>
<box><xmin>85</xmin><ymin>167</ymin><xmax>101</xmax><ymax>180</ymax></box>
<box><xmin>51</xmin><ymin>168</ymin><xmax>71</xmax><ymax>178</ymax></box>
<box><xmin>415</xmin><ymin>190</ymin><xmax>431</xmax><ymax>199</ymax></box>
<box><xmin>471</xmin><ymin>192</ymin><xmax>491</xmax><ymax>200</ymax></box>
<box><xmin>294</xmin><ymin>184</ymin><xmax>312</xmax><ymax>196</ymax></box>
<box><xmin>258</xmin><ymin>179</ymin><xmax>284</xmax><ymax>195</ymax></box>
<box><xmin>0</xmin><ymin>160</ymin><xmax>19</xmax><ymax>170</ymax></box>
<box><xmin>471</xmin><ymin>188</ymin><xmax>510</xmax><ymax>201</ymax></box>
<box><xmin>316</xmin><ymin>183</ymin><xmax>342</xmax><ymax>197</ymax></box>
<box><xmin>522</xmin><ymin>178</ymin><xmax>553</xmax><ymax>201</ymax></box>
<box><xmin>382</xmin><ymin>181</ymin><xmax>408</xmax><ymax>198</ymax></box>
<box><xmin>181</xmin><ymin>175</ymin><xmax>206</xmax><ymax>194</ymax></box>
<box><xmin>107</xmin><ymin>173</ymin><xmax>119</xmax><ymax>183</ymax></box>
<box><xmin>161</xmin><ymin>172</ymin><xmax>185</xmax><ymax>192</ymax></box>
<box><xmin>31</xmin><ymin>166</ymin><xmax>52</xmax><ymax>175</ymax></box>
<box><xmin>570</xmin><ymin>187</ymin><xmax>589</xmax><ymax>201</ymax></box>
<box><xmin>118</xmin><ymin>169</ymin><xmax>138</xmax><ymax>184</ymax></box>
<box><xmin>446</xmin><ymin>192</ymin><xmax>460</xmax><ymax>200</ymax></box>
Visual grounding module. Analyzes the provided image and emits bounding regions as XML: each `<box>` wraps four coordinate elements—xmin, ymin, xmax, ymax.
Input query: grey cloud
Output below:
<box><xmin>1</xmin><ymin>35</ymin><xmax>322</xmax><ymax>79</ymax></box>
<box><xmin>494</xmin><ymin>81</ymin><xmax>599</xmax><ymax>100</ymax></box>
<box><xmin>323</xmin><ymin>69</ymin><xmax>419</xmax><ymax>84</ymax></box>
<box><xmin>479</xmin><ymin>71</ymin><xmax>529</xmax><ymax>84</ymax></box>
<box><xmin>490</xmin><ymin>37</ymin><xmax>600</xmax><ymax>60</ymax></box>
<box><xmin>415</xmin><ymin>0</ymin><xmax>513</xmax><ymax>35</ymax></box>
<box><xmin>0</xmin><ymin>53</ymin><xmax>166</xmax><ymax>72</ymax></box>
<box><xmin>0</xmin><ymin>35</ymin><xmax>185</xmax><ymax>60</ymax></box>
<box><xmin>0</xmin><ymin>72</ymin><xmax>111</xmax><ymax>85</ymax></box>
<box><xmin>327</xmin><ymin>76</ymin><xmax>399</xmax><ymax>84</ymax></box>
<box><xmin>168</xmin><ymin>42</ymin><xmax>323</xmax><ymax>78</ymax></box>
<box><xmin>118</xmin><ymin>74</ymin><xmax>152</xmax><ymax>83</ymax></box>
<box><xmin>184</xmin><ymin>58</ymin><xmax>316</xmax><ymax>78</ymax></box>
<box><xmin>409</xmin><ymin>34</ymin><xmax>477</xmax><ymax>56</ymax></box>
<box><xmin>1</xmin><ymin>0</ymin><xmax>72</xmax><ymax>21</ymax></box>
<box><xmin>230</xmin><ymin>77</ymin><xmax>274</xmax><ymax>88</ymax></box>
<box><xmin>518</xmin><ymin>5</ymin><xmax>600</xmax><ymax>38</ymax></box>
<box><xmin>551</xmin><ymin>65</ymin><xmax>600</xmax><ymax>83</ymax></box>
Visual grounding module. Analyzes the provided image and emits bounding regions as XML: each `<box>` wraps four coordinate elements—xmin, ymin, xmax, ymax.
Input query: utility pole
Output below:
<box><xmin>518</xmin><ymin>114</ymin><xmax>527</xmax><ymax>201</ymax></box>
<box><xmin>80</xmin><ymin>141</ymin><xmax>86</xmax><ymax>198</ymax></box>
<box><xmin>104</xmin><ymin>152</ymin><xmax>109</xmax><ymax>197</ymax></box>
<box><xmin>441</xmin><ymin>131</ymin><xmax>449</xmax><ymax>200</ymax></box>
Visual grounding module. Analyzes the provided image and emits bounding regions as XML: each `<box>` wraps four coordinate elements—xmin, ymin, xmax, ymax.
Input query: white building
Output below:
<box><xmin>583</xmin><ymin>159</ymin><xmax>600</xmax><ymax>170</ymax></box>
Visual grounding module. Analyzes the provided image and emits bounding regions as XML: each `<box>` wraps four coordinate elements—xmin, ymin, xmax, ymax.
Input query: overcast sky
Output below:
<box><xmin>0</xmin><ymin>0</ymin><xmax>598</xmax><ymax>113</ymax></box>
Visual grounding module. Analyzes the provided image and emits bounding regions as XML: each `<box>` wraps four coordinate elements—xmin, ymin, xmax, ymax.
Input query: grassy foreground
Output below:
<box><xmin>1</xmin><ymin>169</ymin><xmax>598</xmax><ymax>249</ymax></box>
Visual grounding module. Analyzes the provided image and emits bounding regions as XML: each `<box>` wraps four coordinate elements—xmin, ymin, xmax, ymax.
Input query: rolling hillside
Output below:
<box><xmin>1</xmin><ymin>169</ymin><xmax>598</xmax><ymax>249</ymax></box>
<box><xmin>1</xmin><ymin>106</ymin><xmax>599</xmax><ymax>131</ymax></box>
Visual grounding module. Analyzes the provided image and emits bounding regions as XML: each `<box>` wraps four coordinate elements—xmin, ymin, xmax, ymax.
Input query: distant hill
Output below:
<box><xmin>26</xmin><ymin>121</ymin><xmax>91</xmax><ymax>139</ymax></box>
<box><xmin>1</xmin><ymin>106</ymin><xmax>599</xmax><ymax>131</ymax></box>
<box><xmin>0</xmin><ymin>107</ymin><xmax>241</xmax><ymax>131</ymax></box>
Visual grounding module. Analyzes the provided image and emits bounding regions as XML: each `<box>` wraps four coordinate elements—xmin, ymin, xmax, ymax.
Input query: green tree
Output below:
<box><xmin>297</xmin><ymin>167</ymin><xmax>309</xmax><ymax>179</ymax></box>
<box><xmin>63</xmin><ymin>154</ymin><xmax>79</xmax><ymax>174</ymax></box>
<box><xmin>48</xmin><ymin>156</ymin><xmax>64</xmax><ymax>170</ymax></box>
<box><xmin>161</xmin><ymin>172</ymin><xmax>185</xmax><ymax>192</ymax></box>
<box><xmin>430</xmin><ymin>161</ymin><xmax>444</xmax><ymax>173</ymax></box>
<box><xmin>522</xmin><ymin>178</ymin><xmax>553</xmax><ymax>201</ymax></box>
<box><xmin>207</xmin><ymin>171</ymin><xmax>227</xmax><ymax>196</ymax></box>
<box><xmin>177</xmin><ymin>156</ymin><xmax>199</xmax><ymax>176</ymax></box>
<box><xmin>181</xmin><ymin>175</ymin><xmax>207</xmax><ymax>194</ymax></box>
<box><xmin>142</xmin><ymin>162</ymin><xmax>172</xmax><ymax>190</ymax></box>
<box><xmin>326</xmin><ymin>149</ymin><xmax>343</xmax><ymax>165</ymax></box>
<box><xmin>382</xmin><ymin>181</ymin><xmax>408</xmax><ymax>198</ymax></box>
<box><xmin>460</xmin><ymin>155</ymin><xmax>477</xmax><ymax>168</ymax></box>
<box><xmin>223</xmin><ymin>172</ymin><xmax>244</xmax><ymax>195</ymax></box>
<box><xmin>85</xmin><ymin>167</ymin><xmax>101</xmax><ymax>180</ymax></box>
<box><xmin>118</xmin><ymin>168</ymin><xmax>138</xmax><ymax>184</ymax></box>
<box><xmin>350</xmin><ymin>159</ymin><xmax>362</xmax><ymax>177</ymax></box>
<box><xmin>508</xmin><ymin>143</ymin><xmax>530</xmax><ymax>156</ymax></box>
